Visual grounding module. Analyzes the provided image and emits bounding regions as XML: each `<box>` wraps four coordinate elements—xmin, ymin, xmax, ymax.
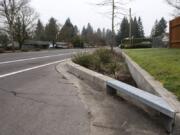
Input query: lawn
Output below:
<box><xmin>124</xmin><ymin>48</ymin><xmax>180</xmax><ymax>100</ymax></box>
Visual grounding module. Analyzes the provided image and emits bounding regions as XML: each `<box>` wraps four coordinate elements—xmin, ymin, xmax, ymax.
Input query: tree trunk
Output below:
<box><xmin>10</xmin><ymin>25</ymin><xmax>15</xmax><ymax>52</ymax></box>
<box><xmin>19</xmin><ymin>42</ymin><xmax>23</xmax><ymax>50</ymax></box>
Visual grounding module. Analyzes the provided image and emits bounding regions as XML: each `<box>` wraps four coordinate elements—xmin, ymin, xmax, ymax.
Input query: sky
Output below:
<box><xmin>30</xmin><ymin>0</ymin><xmax>174</xmax><ymax>36</ymax></box>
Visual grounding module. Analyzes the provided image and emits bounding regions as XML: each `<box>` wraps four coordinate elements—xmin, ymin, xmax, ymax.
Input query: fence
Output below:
<box><xmin>170</xmin><ymin>17</ymin><xmax>180</xmax><ymax>48</ymax></box>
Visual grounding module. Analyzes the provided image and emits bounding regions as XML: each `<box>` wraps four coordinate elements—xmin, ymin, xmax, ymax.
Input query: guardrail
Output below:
<box><xmin>107</xmin><ymin>80</ymin><xmax>175</xmax><ymax>133</ymax></box>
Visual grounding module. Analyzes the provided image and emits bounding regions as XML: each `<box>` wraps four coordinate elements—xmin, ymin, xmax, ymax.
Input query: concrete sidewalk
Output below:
<box><xmin>56</xmin><ymin>62</ymin><xmax>168</xmax><ymax>135</ymax></box>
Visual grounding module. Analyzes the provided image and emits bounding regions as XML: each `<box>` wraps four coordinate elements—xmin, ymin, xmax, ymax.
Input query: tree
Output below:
<box><xmin>158</xmin><ymin>17</ymin><xmax>167</xmax><ymax>34</ymax></box>
<box><xmin>0</xmin><ymin>32</ymin><xmax>9</xmax><ymax>48</ymax></box>
<box><xmin>106</xmin><ymin>29</ymin><xmax>113</xmax><ymax>45</ymax></box>
<box><xmin>116</xmin><ymin>17</ymin><xmax>129</xmax><ymax>44</ymax></box>
<box><xmin>132</xmin><ymin>17</ymin><xmax>139</xmax><ymax>38</ymax></box>
<box><xmin>166</xmin><ymin>0</ymin><xmax>180</xmax><ymax>16</ymax></box>
<box><xmin>0</xmin><ymin>0</ymin><xmax>29</xmax><ymax>50</ymax></box>
<box><xmin>86</xmin><ymin>23</ymin><xmax>94</xmax><ymax>44</ymax></box>
<box><xmin>81</xmin><ymin>26</ymin><xmax>87</xmax><ymax>42</ymax></box>
<box><xmin>97</xmin><ymin>0</ymin><xmax>127</xmax><ymax>51</ymax></box>
<box><xmin>96</xmin><ymin>28</ymin><xmax>102</xmax><ymax>39</ymax></box>
<box><xmin>151</xmin><ymin>20</ymin><xmax>159</xmax><ymax>37</ymax></box>
<box><xmin>151</xmin><ymin>18</ymin><xmax>167</xmax><ymax>37</ymax></box>
<box><xmin>45</xmin><ymin>17</ymin><xmax>58</xmax><ymax>47</ymax></box>
<box><xmin>138</xmin><ymin>17</ymin><xmax>144</xmax><ymax>38</ymax></box>
<box><xmin>58</xmin><ymin>18</ymin><xmax>77</xmax><ymax>43</ymax></box>
<box><xmin>34</xmin><ymin>19</ymin><xmax>45</xmax><ymax>41</ymax></box>
<box><xmin>72</xmin><ymin>36</ymin><xmax>84</xmax><ymax>48</ymax></box>
<box><xmin>14</xmin><ymin>6</ymin><xmax>38</xmax><ymax>49</ymax></box>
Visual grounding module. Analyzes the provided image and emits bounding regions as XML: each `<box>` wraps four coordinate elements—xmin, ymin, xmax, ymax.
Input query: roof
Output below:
<box><xmin>56</xmin><ymin>42</ymin><xmax>69</xmax><ymax>45</ymax></box>
<box><xmin>24</xmin><ymin>40</ymin><xmax>50</xmax><ymax>46</ymax></box>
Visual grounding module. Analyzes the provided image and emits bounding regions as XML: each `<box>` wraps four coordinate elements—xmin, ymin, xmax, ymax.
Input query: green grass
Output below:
<box><xmin>124</xmin><ymin>48</ymin><xmax>180</xmax><ymax>100</ymax></box>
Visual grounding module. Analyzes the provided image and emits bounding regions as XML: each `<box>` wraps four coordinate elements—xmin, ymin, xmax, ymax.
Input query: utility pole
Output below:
<box><xmin>129</xmin><ymin>8</ymin><xmax>132</xmax><ymax>46</ymax></box>
<box><xmin>111</xmin><ymin>0</ymin><xmax>115</xmax><ymax>51</ymax></box>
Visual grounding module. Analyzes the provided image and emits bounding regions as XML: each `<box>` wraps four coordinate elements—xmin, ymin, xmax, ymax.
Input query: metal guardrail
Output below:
<box><xmin>107</xmin><ymin>79</ymin><xmax>176</xmax><ymax>133</ymax></box>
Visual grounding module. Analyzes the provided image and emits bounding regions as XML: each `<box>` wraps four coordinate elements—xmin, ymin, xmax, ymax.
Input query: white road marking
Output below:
<box><xmin>0</xmin><ymin>59</ymin><xmax>67</xmax><ymax>79</ymax></box>
<box><xmin>0</xmin><ymin>52</ymin><xmax>75</xmax><ymax>65</ymax></box>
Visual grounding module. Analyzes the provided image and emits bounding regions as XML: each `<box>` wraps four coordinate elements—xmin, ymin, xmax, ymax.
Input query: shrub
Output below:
<box><xmin>94</xmin><ymin>48</ymin><xmax>113</xmax><ymax>64</ymax></box>
<box><xmin>73</xmin><ymin>48</ymin><xmax>128</xmax><ymax>77</ymax></box>
<box><xmin>73</xmin><ymin>53</ymin><xmax>94</xmax><ymax>68</ymax></box>
<box><xmin>72</xmin><ymin>36</ymin><xmax>84</xmax><ymax>48</ymax></box>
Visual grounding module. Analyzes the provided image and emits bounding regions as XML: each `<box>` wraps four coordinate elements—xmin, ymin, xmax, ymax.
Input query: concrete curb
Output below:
<box><xmin>121</xmin><ymin>51</ymin><xmax>180</xmax><ymax>135</ymax></box>
<box><xmin>66</xmin><ymin>60</ymin><xmax>113</xmax><ymax>91</ymax></box>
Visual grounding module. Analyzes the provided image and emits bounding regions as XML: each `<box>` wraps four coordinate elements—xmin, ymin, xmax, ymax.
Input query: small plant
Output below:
<box><xmin>73</xmin><ymin>53</ymin><xmax>94</xmax><ymax>68</ymax></box>
<box><xmin>94</xmin><ymin>48</ymin><xmax>113</xmax><ymax>64</ymax></box>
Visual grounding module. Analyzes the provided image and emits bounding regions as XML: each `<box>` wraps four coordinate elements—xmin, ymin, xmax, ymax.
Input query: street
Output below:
<box><xmin>0</xmin><ymin>49</ymin><xmax>90</xmax><ymax>135</ymax></box>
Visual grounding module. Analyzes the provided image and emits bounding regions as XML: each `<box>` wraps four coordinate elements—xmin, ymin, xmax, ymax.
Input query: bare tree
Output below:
<box><xmin>0</xmin><ymin>0</ymin><xmax>29</xmax><ymax>50</ymax></box>
<box><xmin>97</xmin><ymin>0</ymin><xmax>128</xmax><ymax>51</ymax></box>
<box><xmin>166</xmin><ymin>0</ymin><xmax>180</xmax><ymax>16</ymax></box>
<box><xmin>14</xmin><ymin>6</ymin><xmax>38</xmax><ymax>49</ymax></box>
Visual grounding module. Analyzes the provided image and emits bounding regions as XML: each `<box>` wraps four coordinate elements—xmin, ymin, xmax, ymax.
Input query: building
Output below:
<box><xmin>55</xmin><ymin>42</ymin><xmax>72</xmax><ymax>49</ymax></box>
<box><xmin>23</xmin><ymin>40</ymin><xmax>50</xmax><ymax>49</ymax></box>
<box><xmin>169</xmin><ymin>17</ymin><xmax>180</xmax><ymax>48</ymax></box>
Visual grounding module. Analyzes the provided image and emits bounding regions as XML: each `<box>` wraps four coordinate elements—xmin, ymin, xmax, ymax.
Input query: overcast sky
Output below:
<box><xmin>30</xmin><ymin>0</ymin><xmax>174</xmax><ymax>36</ymax></box>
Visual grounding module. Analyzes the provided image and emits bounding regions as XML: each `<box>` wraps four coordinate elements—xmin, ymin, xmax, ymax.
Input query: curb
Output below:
<box><xmin>66</xmin><ymin>60</ymin><xmax>113</xmax><ymax>91</ymax></box>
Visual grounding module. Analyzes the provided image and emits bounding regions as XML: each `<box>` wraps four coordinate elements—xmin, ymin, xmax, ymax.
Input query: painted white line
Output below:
<box><xmin>0</xmin><ymin>52</ymin><xmax>75</xmax><ymax>65</ymax></box>
<box><xmin>0</xmin><ymin>59</ymin><xmax>67</xmax><ymax>79</ymax></box>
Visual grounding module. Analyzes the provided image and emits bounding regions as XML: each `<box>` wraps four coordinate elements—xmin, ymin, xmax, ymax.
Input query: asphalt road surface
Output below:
<box><xmin>0</xmin><ymin>49</ymin><xmax>90</xmax><ymax>135</ymax></box>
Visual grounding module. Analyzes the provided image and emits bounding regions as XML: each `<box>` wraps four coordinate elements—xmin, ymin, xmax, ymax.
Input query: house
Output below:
<box><xmin>22</xmin><ymin>40</ymin><xmax>50</xmax><ymax>49</ymax></box>
<box><xmin>169</xmin><ymin>17</ymin><xmax>180</xmax><ymax>48</ymax></box>
<box><xmin>7</xmin><ymin>42</ymin><xmax>20</xmax><ymax>49</ymax></box>
<box><xmin>55</xmin><ymin>42</ymin><xmax>72</xmax><ymax>49</ymax></box>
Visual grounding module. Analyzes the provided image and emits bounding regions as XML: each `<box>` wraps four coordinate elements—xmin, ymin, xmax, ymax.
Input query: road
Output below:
<box><xmin>0</xmin><ymin>49</ymin><xmax>90</xmax><ymax>135</ymax></box>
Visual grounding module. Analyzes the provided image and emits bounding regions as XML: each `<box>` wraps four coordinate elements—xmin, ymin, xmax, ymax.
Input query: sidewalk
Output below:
<box><xmin>56</xmin><ymin>61</ymin><xmax>167</xmax><ymax>135</ymax></box>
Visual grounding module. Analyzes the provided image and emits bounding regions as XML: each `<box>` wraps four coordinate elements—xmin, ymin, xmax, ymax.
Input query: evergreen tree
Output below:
<box><xmin>96</xmin><ymin>28</ymin><xmax>102</xmax><ymax>39</ymax></box>
<box><xmin>86</xmin><ymin>23</ymin><xmax>93</xmax><ymax>35</ymax></box>
<box><xmin>81</xmin><ymin>23</ymin><xmax>94</xmax><ymax>44</ymax></box>
<box><xmin>102</xmin><ymin>28</ymin><xmax>106</xmax><ymax>39</ymax></box>
<box><xmin>137</xmin><ymin>17</ymin><xmax>144</xmax><ymax>38</ymax></box>
<box><xmin>58</xmin><ymin>18</ymin><xmax>77</xmax><ymax>42</ymax></box>
<box><xmin>132</xmin><ymin>17</ymin><xmax>139</xmax><ymax>38</ymax></box>
<box><xmin>34</xmin><ymin>19</ymin><xmax>45</xmax><ymax>41</ymax></box>
<box><xmin>151</xmin><ymin>20</ymin><xmax>159</xmax><ymax>37</ymax></box>
<box><xmin>106</xmin><ymin>29</ymin><xmax>113</xmax><ymax>45</ymax></box>
<box><xmin>81</xmin><ymin>26</ymin><xmax>87</xmax><ymax>42</ymax></box>
<box><xmin>151</xmin><ymin>18</ymin><xmax>167</xmax><ymax>37</ymax></box>
<box><xmin>45</xmin><ymin>17</ymin><xmax>58</xmax><ymax>47</ymax></box>
<box><xmin>116</xmin><ymin>17</ymin><xmax>129</xmax><ymax>44</ymax></box>
<box><xmin>157</xmin><ymin>17</ymin><xmax>167</xmax><ymax>35</ymax></box>
<box><xmin>73</xmin><ymin>25</ymin><xmax>79</xmax><ymax>35</ymax></box>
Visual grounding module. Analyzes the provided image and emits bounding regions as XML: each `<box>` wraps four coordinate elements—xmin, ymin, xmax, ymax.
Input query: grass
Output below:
<box><xmin>124</xmin><ymin>48</ymin><xmax>180</xmax><ymax>100</ymax></box>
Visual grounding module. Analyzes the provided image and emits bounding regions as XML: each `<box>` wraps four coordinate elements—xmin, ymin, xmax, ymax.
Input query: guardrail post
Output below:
<box><xmin>106</xmin><ymin>85</ymin><xmax>116</xmax><ymax>95</ymax></box>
